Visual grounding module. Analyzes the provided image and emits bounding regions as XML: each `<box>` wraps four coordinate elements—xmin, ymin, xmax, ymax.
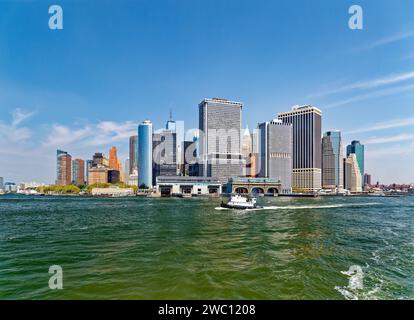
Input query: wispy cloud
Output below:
<box><xmin>44</xmin><ymin>121</ymin><xmax>138</xmax><ymax>148</ymax></box>
<box><xmin>347</xmin><ymin>117</ymin><xmax>414</xmax><ymax>134</ymax></box>
<box><xmin>360</xmin><ymin>30</ymin><xmax>414</xmax><ymax>51</ymax></box>
<box><xmin>11</xmin><ymin>108</ymin><xmax>36</xmax><ymax>126</ymax></box>
<box><xmin>324</xmin><ymin>82</ymin><xmax>414</xmax><ymax>109</ymax></box>
<box><xmin>0</xmin><ymin>108</ymin><xmax>34</xmax><ymax>142</ymax></box>
<box><xmin>365</xmin><ymin>133</ymin><xmax>414</xmax><ymax>145</ymax></box>
<box><xmin>310</xmin><ymin>70</ymin><xmax>414</xmax><ymax>98</ymax></box>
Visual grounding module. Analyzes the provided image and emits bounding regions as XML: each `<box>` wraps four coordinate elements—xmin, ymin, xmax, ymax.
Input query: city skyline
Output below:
<box><xmin>0</xmin><ymin>1</ymin><xmax>414</xmax><ymax>184</ymax></box>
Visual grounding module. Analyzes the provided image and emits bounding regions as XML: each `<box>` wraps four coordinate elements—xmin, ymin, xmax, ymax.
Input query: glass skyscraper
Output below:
<box><xmin>346</xmin><ymin>140</ymin><xmax>364</xmax><ymax>190</ymax></box>
<box><xmin>138</xmin><ymin>120</ymin><xmax>153</xmax><ymax>188</ymax></box>
<box><xmin>322</xmin><ymin>131</ymin><xmax>343</xmax><ymax>190</ymax></box>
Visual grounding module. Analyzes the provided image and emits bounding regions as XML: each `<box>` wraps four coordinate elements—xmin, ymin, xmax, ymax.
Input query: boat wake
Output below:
<box><xmin>215</xmin><ymin>203</ymin><xmax>380</xmax><ymax>211</ymax></box>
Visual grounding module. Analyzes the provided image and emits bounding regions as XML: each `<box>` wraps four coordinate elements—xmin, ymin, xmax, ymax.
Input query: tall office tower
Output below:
<box><xmin>364</xmin><ymin>173</ymin><xmax>372</xmax><ymax>186</ymax></box>
<box><xmin>258</xmin><ymin>119</ymin><xmax>293</xmax><ymax>193</ymax></box>
<box><xmin>165</xmin><ymin>112</ymin><xmax>184</xmax><ymax>175</ymax></box>
<box><xmin>346</xmin><ymin>140</ymin><xmax>364</xmax><ymax>190</ymax></box>
<box><xmin>344</xmin><ymin>154</ymin><xmax>362</xmax><ymax>192</ymax></box>
<box><xmin>124</xmin><ymin>158</ymin><xmax>130</xmax><ymax>182</ymax></box>
<box><xmin>241</xmin><ymin>128</ymin><xmax>252</xmax><ymax>159</ymax></box>
<box><xmin>85</xmin><ymin>160</ymin><xmax>93</xmax><ymax>184</ymax></box>
<box><xmin>322</xmin><ymin>131</ymin><xmax>343</xmax><ymax>190</ymax></box>
<box><xmin>72</xmin><ymin>159</ymin><xmax>85</xmax><ymax>185</ymax></box>
<box><xmin>0</xmin><ymin>176</ymin><xmax>4</xmax><ymax>190</ymax></box>
<box><xmin>129</xmin><ymin>135</ymin><xmax>138</xmax><ymax>175</ymax></box>
<box><xmin>278</xmin><ymin>105</ymin><xmax>322</xmax><ymax>192</ymax></box>
<box><xmin>182</xmin><ymin>140</ymin><xmax>198</xmax><ymax>176</ymax></box>
<box><xmin>199</xmin><ymin>98</ymin><xmax>244</xmax><ymax>183</ymax></box>
<box><xmin>56</xmin><ymin>149</ymin><xmax>72</xmax><ymax>185</ymax></box>
<box><xmin>152</xmin><ymin>129</ymin><xmax>177</xmax><ymax>185</ymax></box>
<box><xmin>138</xmin><ymin>120</ymin><xmax>153</xmax><ymax>188</ymax></box>
<box><xmin>109</xmin><ymin>146</ymin><xmax>120</xmax><ymax>170</ymax></box>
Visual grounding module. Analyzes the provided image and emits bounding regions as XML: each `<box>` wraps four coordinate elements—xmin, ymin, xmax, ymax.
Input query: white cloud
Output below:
<box><xmin>0</xmin><ymin>108</ymin><xmax>34</xmax><ymax>142</ymax></box>
<box><xmin>365</xmin><ymin>133</ymin><xmax>414</xmax><ymax>145</ymax></box>
<box><xmin>361</xmin><ymin>30</ymin><xmax>414</xmax><ymax>51</ymax></box>
<box><xmin>347</xmin><ymin>117</ymin><xmax>414</xmax><ymax>134</ymax></box>
<box><xmin>11</xmin><ymin>108</ymin><xmax>36</xmax><ymax>126</ymax></box>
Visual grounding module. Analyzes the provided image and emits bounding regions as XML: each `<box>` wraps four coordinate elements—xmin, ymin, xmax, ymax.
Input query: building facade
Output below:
<box><xmin>198</xmin><ymin>98</ymin><xmax>244</xmax><ymax>183</ymax></box>
<box><xmin>138</xmin><ymin>120</ymin><xmax>153</xmax><ymax>188</ymax></box>
<box><xmin>129</xmin><ymin>135</ymin><xmax>138</xmax><ymax>175</ymax></box>
<box><xmin>346</xmin><ymin>140</ymin><xmax>364</xmax><ymax>190</ymax></box>
<box><xmin>156</xmin><ymin>176</ymin><xmax>222</xmax><ymax>197</ymax></box>
<box><xmin>322</xmin><ymin>131</ymin><xmax>343</xmax><ymax>190</ymax></box>
<box><xmin>278</xmin><ymin>105</ymin><xmax>322</xmax><ymax>192</ymax></box>
<box><xmin>72</xmin><ymin>158</ymin><xmax>85</xmax><ymax>185</ymax></box>
<box><xmin>364</xmin><ymin>173</ymin><xmax>372</xmax><ymax>186</ymax></box>
<box><xmin>152</xmin><ymin>129</ymin><xmax>177</xmax><ymax>185</ymax></box>
<box><xmin>344</xmin><ymin>154</ymin><xmax>362</xmax><ymax>192</ymax></box>
<box><xmin>258</xmin><ymin>119</ymin><xmax>293</xmax><ymax>193</ymax></box>
<box><xmin>56</xmin><ymin>149</ymin><xmax>72</xmax><ymax>185</ymax></box>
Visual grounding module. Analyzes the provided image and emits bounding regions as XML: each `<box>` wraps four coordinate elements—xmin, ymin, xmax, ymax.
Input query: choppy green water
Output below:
<box><xmin>0</xmin><ymin>195</ymin><xmax>413</xmax><ymax>300</ymax></box>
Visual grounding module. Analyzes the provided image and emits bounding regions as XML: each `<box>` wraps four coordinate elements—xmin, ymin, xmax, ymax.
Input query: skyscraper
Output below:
<box><xmin>258</xmin><ymin>119</ymin><xmax>293</xmax><ymax>193</ymax></box>
<box><xmin>56</xmin><ymin>149</ymin><xmax>72</xmax><ymax>185</ymax></box>
<box><xmin>0</xmin><ymin>177</ymin><xmax>4</xmax><ymax>190</ymax></box>
<box><xmin>72</xmin><ymin>158</ymin><xmax>85</xmax><ymax>185</ymax></box>
<box><xmin>109</xmin><ymin>146</ymin><xmax>120</xmax><ymax>170</ymax></box>
<box><xmin>152</xmin><ymin>129</ymin><xmax>177</xmax><ymax>185</ymax></box>
<box><xmin>138</xmin><ymin>120</ymin><xmax>153</xmax><ymax>188</ymax></box>
<box><xmin>278</xmin><ymin>105</ymin><xmax>322</xmax><ymax>192</ymax></box>
<box><xmin>322</xmin><ymin>131</ymin><xmax>343</xmax><ymax>190</ymax></box>
<box><xmin>85</xmin><ymin>160</ymin><xmax>93</xmax><ymax>184</ymax></box>
<box><xmin>364</xmin><ymin>173</ymin><xmax>372</xmax><ymax>186</ymax></box>
<box><xmin>199</xmin><ymin>98</ymin><xmax>244</xmax><ymax>183</ymax></box>
<box><xmin>129</xmin><ymin>135</ymin><xmax>138</xmax><ymax>175</ymax></box>
<box><xmin>344</xmin><ymin>154</ymin><xmax>362</xmax><ymax>192</ymax></box>
<box><xmin>346</xmin><ymin>140</ymin><xmax>364</xmax><ymax>190</ymax></box>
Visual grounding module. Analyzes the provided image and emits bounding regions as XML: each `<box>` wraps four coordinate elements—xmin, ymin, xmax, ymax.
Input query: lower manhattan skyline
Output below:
<box><xmin>1</xmin><ymin>0</ymin><xmax>414</xmax><ymax>185</ymax></box>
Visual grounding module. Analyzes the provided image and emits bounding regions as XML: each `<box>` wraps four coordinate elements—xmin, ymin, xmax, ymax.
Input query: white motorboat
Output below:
<box><xmin>221</xmin><ymin>194</ymin><xmax>261</xmax><ymax>210</ymax></box>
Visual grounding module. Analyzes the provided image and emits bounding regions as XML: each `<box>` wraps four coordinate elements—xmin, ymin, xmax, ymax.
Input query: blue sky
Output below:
<box><xmin>0</xmin><ymin>0</ymin><xmax>413</xmax><ymax>184</ymax></box>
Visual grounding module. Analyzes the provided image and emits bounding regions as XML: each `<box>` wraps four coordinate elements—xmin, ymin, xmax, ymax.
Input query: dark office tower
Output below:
<box><xmin>346</xmin><ymin>140</ymin><xmax>364</xmax><ymax>190</ymax></box>
<box><xmin>364</xmin><ymin>173</ymin><xmax>372</xmax><ymax>186</ymax></box>
<box><xmin>199</xmin><ymin>98</ymin><xmax>244</xmax><ymax>183</ymax></box>
<box><xmin>108</xmin><ymin>170</ymin><xmax>120</xmax><ymax>184</ymax></box>
<box><xmin>129</xmin><ymin>135</ymin><xmax>138</xmax><ymax>175</ymax></box>
<box><xmin>72</xmin><ymin>158</ymin><xmax>85</xmax><ymax>185</ymax></box>
<box><xmin>258</xmin><ymin>119</ymin><xmax>293</xmax><ymax>194</ymax></box>
<box><xmin>56</xmin><ymin>149</ymin><xmax>72</xmax><ymax>185</ymax></box>
<box><xmin>278</xmin><ymin>105</ymin><xmax>322</xmax><ymax>192</ymax></box>
<box><xmin>322</xmin><ymin>131</ymin><xmax>343</xmax><ymax>190</ymax></box>
<box><xmin>152</xmin><ymin>129</ymin><xmax>177</xmax><ymax>185</ymax></box>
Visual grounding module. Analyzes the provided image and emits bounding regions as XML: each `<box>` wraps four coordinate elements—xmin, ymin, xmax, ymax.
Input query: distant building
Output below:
<box><xmin>91</xmin><ymin>187</ymin><xmax>134</xmax><ymax>197</ymax></box>
<box><xmin>0</xmin><ymin>177</ymin><xmax>3</xmax><ymax>190</ymax></box>
<box><xmin>364</xmin><ymin>173</ymin><xmax>372</xmax><ymax>186</ymax></box>
<box><xmin>156</xmin><ymin>176</ymin><xmax>222</xmax><ymax>197</ymax></box>
<box><xmin>344</xmin><ymin>154</ymin><xmax>362</xmax><ymax>193</ymax></box>
<box><xmin>129</xmin><ymin>135</ymin><xmax>138</xmax><ymax>175</ymax></box>
<box><xmin>88</xmin><ymin>167</ymin><xmax>108</xmax><ymax>184</ymax></box>
<box><xmin>322</xmin><ymin>131</ymin><xmax>343</xmax><ymax>190</ymax></box>
<box><xmin>109</xmin><ymin>146</ymin><xmax>120</xmax><ymax>170</ymax></box>
<box><xmin>4</xmin><ymin>182</ymin><xmax>17</xmax><ymax>193</ymax></box>
<box><xmin>346</xmin><ymin>140</ymin><xmax>364</xmax><ymax>190</ymax></box>
<box><xmin>241</xmin><ymin>127</ymin><xmax>252</xmax><ymax>159</ymax></box>
<box><xmin>152</xmin><ymin>129</ymin><xmax>177</xmax><ymax>185</ymax></box>
<box><xmin>56</xmin><ymin>149</ymin><xmax>72</xmax><ymax>185</ymax></box>
<box><xmin>138</xmin><ymin>120</ymin><xmax>153</xmax><ymax>188</ymax></box>
<box><xmin>92</xmin><ymin>153</ymin><xmax>104</xmax><ymax>167</ymax></box>
<box><xmin>258</xmin><ymin>119</ymin><xmax>293</xmax><ymax>194</ymax></box>
<box><xmin>182</xmin><ymin>140</ymin><xmax>198</xmax><ymax>176</ymax></box>
<box><xmin>108</xmin><ymin>169</ymin><xmax>120</xmax><ymax>184</ymax></box>
<box><xmin>85</xmin><ymin>160</ymin><xmax>93</xmax><ymax>184</ymax></box>
<box><xmin>278</xmin><ymin>105</ymin><xmax>322</xmax><ymax>192</ymax></box>
<box><xmin>199</xmin><ymin>98</ymin><xmax>244</xmax><ymax>182</ymax></box>
<box><xmin>124</xmin><ymin>158</ymin><xmax>130</xmax><ymax>183</ymax></box>
<box><xmin>72</xmin><ymin>159</ymin><xmax>85</xmax><ymax>185</ymax></box>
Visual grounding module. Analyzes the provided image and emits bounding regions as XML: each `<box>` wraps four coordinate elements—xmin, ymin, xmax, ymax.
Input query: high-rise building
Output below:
<box><xmin>124</xmin><ymin>158</ymin><xmax>130</xmax><ymax>183</ymax></box>
<box><xmin>344</xmin><ymin>154</ymin><xmax>362</xmax><ymax>192</ymax></box>
<box><xmin>346</xmin><ymin>140</ymin><xmax>364</xmax><ymax>190</ymax></box>
<box><xmin>56</xmin><ymin>149</ymin><xmax>72</xmax><ymax>185</ymax></box>
<box><xmin>278</xmin><ymin>105</ymin><xmax>322</xmax><ymax>192</ymax></box>
<box><xmin>364</xmin><ymin>173</ymin><xmax>372</xmax><ymax>186</ymax></box>
<box><xmin>258</xmin><ymin>119</ymin><xmax>293</xmax><ymax>193</ymax></box>
<box><xmin>199</xmin><ymin>98</ymin><xmax>244</xmax><ymax>183</ymax></box>
<box><xmin>322</xmin><ymin>131</ymin><xmax>343</xmax><ymax>190</ymax></box>
<box><xmin>0</xmin><ymin>176</ymin><xmax>4</xmax><ymax>190</ymax></box>
<box><xmin>241</xmin><ymin>128</ymin><xmax>252</xmax><ymax>159</ymax></box>
<box><xmin>152</xmin><ymin>129</ymin><xmax>177</xmax><ymax>185</ymax></box>
<box><xmin>85</xmin><ymin>160</ymin><xmax>93</xmax><ymax>184</ymax></box>
<box><xmin>109</xmin><ymin>146</ymin><xmax>120</xmax><ymax>170</ymax></box>
<box><xmin>138</xmin><ymin>120</ymin><xmax>153</xmax><ymax>188</ymax></box>
<box><xmin>129</xmin><ymin>135</ymin><xmax>138</xmax><ymax>175</ymax></box>
<box><xmin>182</xmin><ymin>140</ymin><xmax>198</xmax><ymax>176</ymax></box>
<box><xmin>72</xmin><ymin>158</ymin><xmax>85</xmax><ymax>185</ymax></box>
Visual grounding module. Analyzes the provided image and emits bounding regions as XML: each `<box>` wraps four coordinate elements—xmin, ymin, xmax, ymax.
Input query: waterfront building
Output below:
<box><xmin>278</xmin><ymin>105</ymin><xmax>322</xmax><ymax>192</ymax></box>
<box><xmin>109</xmin><ymin>146</ymin><xmax>120</xmax><ymax>170</ymax></box>
<box><xmin>322</xmin><ymin>131</ymin><xmax>344</xmax><ymax>190</ymax></box>
<box><xmin>56</xmin><ymin>149</ymin><xmax>72</xmax><ymax>185</ymax></box>
<box><xmin>91</xmin><ymin>187</ymin><xmax>134</xmax><ymax>197</ymax></box>
<box><xmin>155</xmin><ymin>176</ymin><xmax>222</xmax><ymax>197</ymax></box>
<box><xmin>227</xmin><ymin>177</ymin><xmax>282</xmax><ymax>196</ymax></box>
<box><xmin>138</xmin><ymin>120</ymin><xmax>153</xmax><ymax>188</ymax></box>
<box><xmin>344</xmin><ymin>154</ymin><xmax>362</xmax><ymax>193</ymax></box>
<box><xmin>152</xmin><ymin>129</ymin><xmax>177</xmax><ymax>185</ymax></box>
<box><xmin>198</xmin><ymin>98</ymin><xmax>244</xmax><ymax>182</ymax></box>
<box><xmin>364</xmin><ymin>173</ymin><xmax>372</xmax><ymax>186</ymax></box>
<box><xmin>4</xmin><ymin>182</ymin><xmax>17</xmax><ymax>193</ymax></box>
<box><xmin>127</xmin><ymin>169</ymin><xmax>139</xmax><ymax>186</ymax></box>
<box><xmin>72</xmin><ymin>158</ymin><xmax>85</xmax><ymax>185</ymax></box>
<box><xmin>257</xmin><ymin>119</ymin><xmax>293</xmax><ymax>194</ymax></box>
<box><xmin>346</xmin><ymin>140</ymin><xmax>364</xmax><ymax>190</ymax></box>
<box><xmin>129</xmin><ymin>135</ymin><xmax>138</xmax><ymax>175</ymax></box>
<box><xmin>88</xmin><ymin>167</ymin><xmax>108</xmax><ymax>184</ymax></box>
